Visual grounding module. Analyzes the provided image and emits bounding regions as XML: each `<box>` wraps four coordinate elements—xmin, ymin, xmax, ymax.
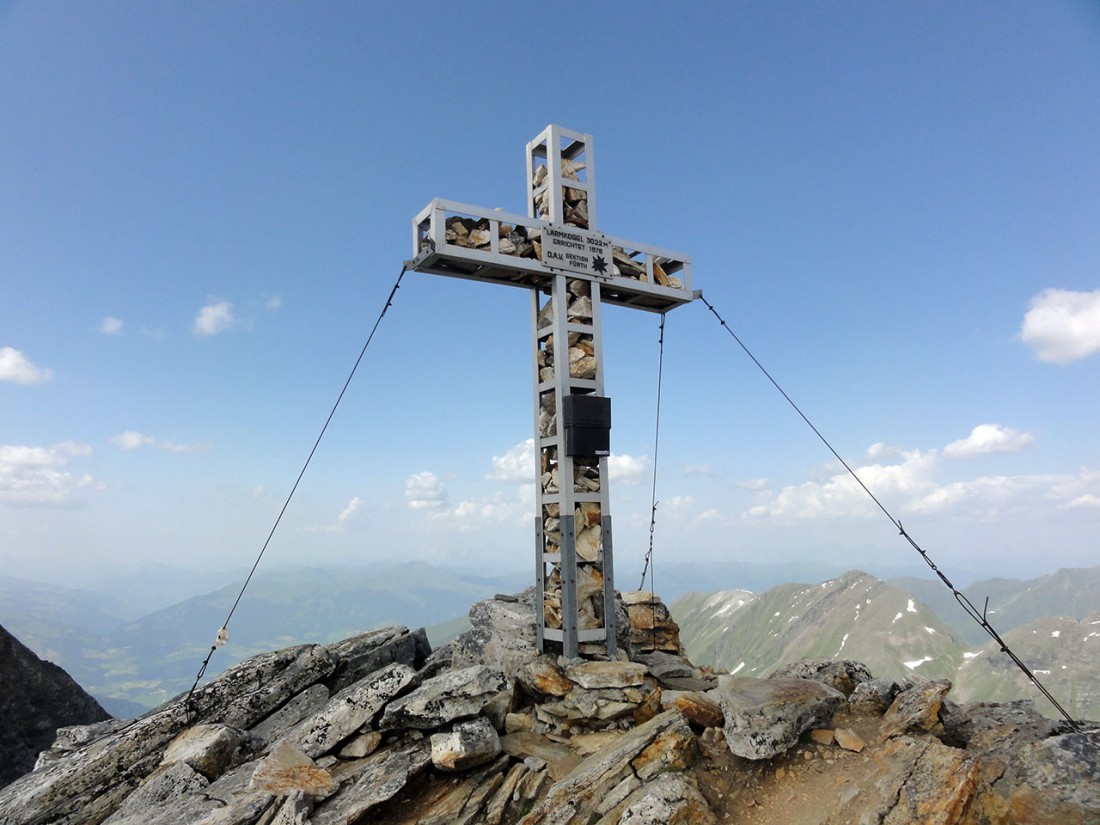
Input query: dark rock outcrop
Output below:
<box><xmin>0</xmin><ymin>623</ymin><xmax>110</xmax><ymax>787</ymax></box>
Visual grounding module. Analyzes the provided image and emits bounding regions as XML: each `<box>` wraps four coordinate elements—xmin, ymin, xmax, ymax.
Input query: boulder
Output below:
<box><xmin>714</xmin><ymin>676</ymin><xmax>846</xmax><ymax>760</ymax></box>
<box><xmin>880</xmin><ymin>679</ymin><xmax>952</xmax><ymax>741</ymax></box>
<box><xmin>430</xmin><ymin>717</ymin><xmax>502</xmax><ymax>771</ymax></box>
<box><xmin>769</xmin><ymin>658</ymin><xmax>872</xmax><ymax>697</ymax></box>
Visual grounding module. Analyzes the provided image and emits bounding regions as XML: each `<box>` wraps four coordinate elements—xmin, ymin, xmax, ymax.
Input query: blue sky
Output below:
<box><xmin>2</xmin><ymin>1</ymin><xmax>1098</xmax><ymax>588</ymax></box>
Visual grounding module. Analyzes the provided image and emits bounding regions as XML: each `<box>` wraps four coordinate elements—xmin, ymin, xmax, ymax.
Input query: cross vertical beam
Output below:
<box><xmin>528</xmin><ymin>126</ymin><xmax>616</xmax><ymax>657</ymax></box>
<box><xmin>406</xmin><ymin>125</ymin><xmax>693</xmax><ymax>658</ymax></box>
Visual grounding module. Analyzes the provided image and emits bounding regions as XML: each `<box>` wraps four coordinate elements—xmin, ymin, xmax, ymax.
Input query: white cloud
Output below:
<box><xmin>943</xmin><ymin>424</ymin><xmax>1033</xmax><ymax>459</ymax></box>
<box><xmin>193</xmin><ymin>300</ymin><xmax>235</xmax><ymax>336</ymax></box>
<box><xmin>265</xmin><ymin>295</ymin><xmax>283</xmax><ymax>311</ymax></box>
<box><xmin>0</xmin><ymin>442</ymin><xmax>96</xmax><ymax>506</ymax></box>
<box><xmin>405</xmin><ymin>471</ymin><xmax>447</xmax><ymax>509</ymax></box>
<box><xmin>1062</xmin><ymin>493</ymin><xmax>1100</xmax><ymax>509</ymax></box>
<box><xmin>487</xmin><ymin>439</ymin><xmax>534</xmax><ymax>482</ymax></box>
<box><xmin>99</xmin><ymin>317</ymin><xmax>123</xmax><ymax>335</ymax></box>
<box><xmin>743</xmin><ymin>450</ymin><xmax>937</xmax><ymax>521</ymax></box>
<box><xmin>1020</xmin><ymin>288</ymin><xmax>1100</xmax><ymax>364</ymax></box>
<box><xmin>0</xmin><ymin>347</ymin><xmax>54</xmax><ymax>384</ymax></box>
<box><xmin>339</xmin><ymin>496</ymin><xmax>364</xmax><ymax>522</ymax></box>
<box><xmin>683</xmin><ymin>464</ymin><xmax>718</xmax><ymax>478</ymax></box>
<box><xmin>110</xmin><ymin>430</ymin><xmax>205</xmax><ymax>453</ymax></box>
<box><xmin>735</xmin><ymin>477</ymin><xmax>769</xmax><ymax>491</ymax></box>
<box><xmin>608</xmin><ymin>453</ymin><xmax>650</xmax><ymax>485</ymax></box>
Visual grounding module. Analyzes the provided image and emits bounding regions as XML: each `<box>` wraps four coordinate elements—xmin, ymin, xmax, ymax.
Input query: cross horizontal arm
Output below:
<box><xmin>407</xmin><ymin>198</ymin><xmax>693</xmax><ymax>313</ymax></box>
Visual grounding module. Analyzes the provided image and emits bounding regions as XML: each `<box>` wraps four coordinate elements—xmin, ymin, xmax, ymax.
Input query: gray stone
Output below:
<box><xmin>324</xmin><ymin>625</ymin><xmax>431</xmax><ymax>693</ymax></box>
<box><xmin>634</xmin><ymin>651</ymin><xmax>694</xmax><ymax>682</ymax></box>
<box><xmin>338</xmin><ymin>731</ymin><xmax>382</xmax><ymax>759</ymax></box>
<box><xmin>599</xmin><ymin>772</ymin><xmax>715</xmax><ymax>825</ymax></box>
<box><xmin>993</xmin><ymin>730</ymin><xmax>1100</xmax><ymax>823</ymax></box>
<box><xmin>160</xmin><ymin>723</ymin><xmax>265</xmax><ymax>780</ymax></box>
<box><xmin>880</xmin><ymin>679</ymin><xmax>952</xmax><ymax>741</ymax></box>
<box><xmin>715</xmin><ymin>676</ymin><xmax>846</xmax><ymax>760</ymax></box>
<box><xmin>0</xmin><ymin>641</ymin><xmax>337</xmax><ymax>825</ymax></box>
<box><xmin>288</xmin><ymin>662</ymin><xmax>416</xmax><ymax>757</ymax></box>
<box><xmin>249</xmin><ymin>683</ymin><xmax>330</xmax><ymax>743</ymax></box>
<box><xmin>450</xmin><ymin>591</ymin><xmax>540</xmax><ymax>679</ymax></box>
<box><xmin>768</xmin><ymin>658</ymin><xmax>872</xmax><ymax>697</ymax></box>
<box><xmin>379</xmin><ymin>664</ymin><xmax>509</xmax><ymax>731</ymax></box>
<box><xmin>310</xmin><ymin>741</ymin><xmax>431</xmax><ymax>825</ymax></box>
<box><xmin>518</xmin><ymin>709</ymin><xmax>693</xmax><ymax>825</ymax></box>
<box><xmin>100</xmin><ymin>762</ymin><xmax>211</xmax><ymax>825</ymax></box>
<box><xmin>500</xmin><ymin>731</ymin><xmax>582</xmax><ymax>781</ymax></box>
<box><xmin>850</xmin><ymin>675</ymin><xmax>902</xmax><ymax>713</ymax></box>
<box><xmin>430</xmin><ymin>717</ymin><xmax>501</xmax><ymax>771</ymax></box>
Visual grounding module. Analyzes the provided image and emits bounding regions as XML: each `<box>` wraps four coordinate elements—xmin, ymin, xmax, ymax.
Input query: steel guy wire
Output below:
<box><xmin>695</xmin><ymin>292</ymin><xmax>1080</xmax><ymax>729</ymax></box>
<box><xmin>184</xmin><ymin>266</ymin><xmax>407</xmax><ymax>713</ymax></box>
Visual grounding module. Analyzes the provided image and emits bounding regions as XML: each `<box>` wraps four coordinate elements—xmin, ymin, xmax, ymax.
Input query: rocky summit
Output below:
<box><xmin>1</xmin><ymin>589</ymin><xmax>1097</xmax><ymax>825</ymax></box>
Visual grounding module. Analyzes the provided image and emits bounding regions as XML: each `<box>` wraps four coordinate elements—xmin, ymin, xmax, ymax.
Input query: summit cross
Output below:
<box><xmin>406</xmin><ymin>125</ymin><xmax>693</xmax><ymax>658</ymax></box>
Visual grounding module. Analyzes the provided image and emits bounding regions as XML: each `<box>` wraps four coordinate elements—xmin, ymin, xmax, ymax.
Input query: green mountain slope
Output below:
<box><xmin>3</xmin><ymin>563</ymin><xmax>524</xmax><ymax>714</ymax></box>
<box><xmin>673</xmin><ymin>571</ymin><xmax>964</xmax><ymax>683</ymax></box>
<box><xmin>670</xmin><ymin>568</ymin><xmax>1100</xmax><ymax>721</ymax></box>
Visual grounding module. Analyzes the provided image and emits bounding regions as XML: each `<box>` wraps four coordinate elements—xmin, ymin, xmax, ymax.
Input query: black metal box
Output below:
<box><xmin>563</xmin><ymin>394</ymin><xmax>611</xmax><ymax>457</ymax></box>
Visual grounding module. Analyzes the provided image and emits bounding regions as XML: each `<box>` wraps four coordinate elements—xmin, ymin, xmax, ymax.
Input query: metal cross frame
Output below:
<box><xmin>406</xmin><ymin>125</ymin><xmax>693</xmax><ymax>658</ymax></box>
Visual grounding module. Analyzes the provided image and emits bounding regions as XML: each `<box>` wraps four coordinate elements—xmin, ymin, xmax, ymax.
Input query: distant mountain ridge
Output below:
<box><xmin>5</xmin><ymin>561</ymin><xmax>1097</xmax><ymax>721</ymax></box>
<box><xmin>670</xmin><ymin>566</ymin><xmax>1100</xmax><ymax>721</ymax></box>
<box><xmin>0</xmin><ymin>562</ymin><xmax>525</xmax><ymax>715</ymax></box>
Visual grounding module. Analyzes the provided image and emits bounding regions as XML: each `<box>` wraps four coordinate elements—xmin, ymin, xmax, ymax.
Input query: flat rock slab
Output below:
<box><xmin>250</xmin><ymin>740</ymin><xmax>337</xmax><ymax>797</ymax></box>
<box><xmin>380</xmin><ymin>665</ymin><xmax>510</xmax><ymax>731</ymax></box>
<box><xmin>518</xmin><ymin>709</ymin><xmax>693</xmax><ymax>825</ymax></box>
<box><xmin>565</xmin><ymin>661</ymin><xmax>647</xmax><ymax>690</ymax></box>
<box><xmin>500</xmin><ymin>731</ymin><xmax>582</xmax><ymax>781</ymax></box>
<box><xmin>715</xmin><ymin>676</ymin><xmax>846</xmax><ymax>760</ymax></box>
<box><xmin>288</xmin><ymin>662</ymin><xmax>417</xmax><ymax>757</ymax></box>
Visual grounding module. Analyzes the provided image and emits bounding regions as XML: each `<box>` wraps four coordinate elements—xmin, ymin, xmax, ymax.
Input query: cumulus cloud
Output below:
<box><xmin>486</xmin><ymin>439</ymin><xmax>534</xmax><ymax>482</ymax></box>
<box><xmin>743</xmin><ymin>449</ymin><xmax>938</xmax><ymax>521</ymax></box>
<box><xmin>0</xmin><ymin>347</ymin><xmax>54</xmax><ymax>384</ymax></box>
<box><xmin>193</xmin><ymin>300</ymin><xmax>235</xmax><ymax>336</ymax></box>
<box><xmin>110</xmin><ymin>431</ymin><xmax>205</xmax><ymax>453</ymax></box>
<box><xmin>608</xmin><ymin>453</ymin><xmax>650</xmax><ymax>485</ymax></box>
<box><xmin>405</xmin><ymin>471</ymin><xmax>447</xmax><ymax>509</ymax></box>
<box><xmin>99</xmin><ymin>317</ymin><xmax>123</xmax><ymax>335</ymax></box>
<box><xmin>0</xmin><ymin>442</ymin><xmax>96</xmax><ymax>506</ymax></box>
<box><xmin>339</xmin><ymin>496</ymin><xmax>364</xmax><ymax>522</ymax></box>
<box><xmin>943</xmin><ymin>424</ymin><xmax>1033</xmax><ymax>459</ymax></box>
<box><xmin>1062</xmin><ymin>493</ymin><xmax>1100</xmax><ymax>509</ymax></box>
<box><xmin>1020</xmin><ymin>288</ymin><xmax>1100</xmax><ymax>364</ymax></box>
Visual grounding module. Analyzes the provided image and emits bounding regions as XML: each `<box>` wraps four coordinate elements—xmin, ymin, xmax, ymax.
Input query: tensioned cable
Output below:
<box><xmin>639</xmin><ymin>313</ymin><xmax>667</xmax><ymax>652</ymax></box>
<box><xmin>639</xmin><ymin>313</ymin><xmax>666</xmax><ymax>593</ymax></box>
<box><xmin>184</xmin><ymin>266</ymin><xmax>407</xmax><ymax>712</ymax></box>
<box><xmin>696</xmin><ymin>292</ymin><xmax>1080</xmax><ymax>729</ymax></box>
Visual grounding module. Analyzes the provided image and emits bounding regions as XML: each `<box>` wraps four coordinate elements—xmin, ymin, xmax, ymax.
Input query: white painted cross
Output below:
<box><xmin>407</xmin><ymin>125</ymin><xmax>693</xmax><ymax>657</ymax></box>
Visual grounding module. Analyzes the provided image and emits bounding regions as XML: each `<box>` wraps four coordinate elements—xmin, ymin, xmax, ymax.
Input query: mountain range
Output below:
<box><xmin>2</xmin><ymin>561</ymin><xmax>1096</xmax><ymax>722</ymax></box>
<box><xmin>669</xmin><ymin>566</ymin><xmax>1100</xmax><ymax>722</ymax></box>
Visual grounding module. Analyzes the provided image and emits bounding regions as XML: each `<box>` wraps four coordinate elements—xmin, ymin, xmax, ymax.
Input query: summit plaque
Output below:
<box><xmin>540</xmin><ymin>225</ymin><xmax>613</xmax><ymax>279</ymax></box>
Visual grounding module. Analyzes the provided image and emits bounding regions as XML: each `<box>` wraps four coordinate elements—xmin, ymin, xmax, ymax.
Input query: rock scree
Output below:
<box><xmin>0</xmin><ymin>588</ymin><xmax>1096</xmax><ymax>825</ymax></box>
